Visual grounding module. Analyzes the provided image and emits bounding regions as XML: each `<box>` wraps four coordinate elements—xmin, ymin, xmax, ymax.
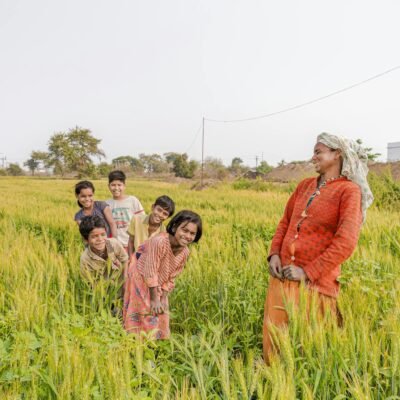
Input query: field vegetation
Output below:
<box><xmin>0</xmin><ymin>176</ymin><xmax>399</xmax><ymax>399</ymax></box>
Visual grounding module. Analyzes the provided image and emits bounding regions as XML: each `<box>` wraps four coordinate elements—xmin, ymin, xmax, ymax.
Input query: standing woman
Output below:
<box><xmin>263</xmin><ymin>133</ymin><xmax>374</xmax><ymax>363</ymax></box>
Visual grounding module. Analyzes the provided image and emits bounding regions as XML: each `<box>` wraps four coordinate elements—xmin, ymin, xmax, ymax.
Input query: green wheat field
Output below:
<box><xmin>0</xmin><ymin>177</ymin><xmax>399</xmax><ymax>399</ymax></box>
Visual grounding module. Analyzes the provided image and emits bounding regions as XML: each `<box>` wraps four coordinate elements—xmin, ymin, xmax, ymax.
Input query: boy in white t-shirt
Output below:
<box><xmin>106</xmin><ymin>170</ymin><xmax>144</xmax><ymax>250</ymax></box>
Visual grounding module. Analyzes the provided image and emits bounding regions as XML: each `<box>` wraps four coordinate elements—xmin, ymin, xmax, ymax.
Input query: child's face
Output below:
<box><xmin>174</xmin><ymin>222</ymin><xmax>198</xmax><ymax>247</ymax></box>
<box><xmin>151</xmin><ymin>205</ymin><xmax>171</xmax><ymax>224</ymax></box>
<box><xmin>77</xmin><ymin>188</ymin><xmax>94</xmax><ymax>209</ymax></box>
<box><xmin>86</xmin><ymin>227</ymin><xmax>107</xmax><ymax>252</ymax></box>
<box><xmin>108</xmin><ymin>180</ymin><xmax>125</xmax><ymax>199</ymax></box>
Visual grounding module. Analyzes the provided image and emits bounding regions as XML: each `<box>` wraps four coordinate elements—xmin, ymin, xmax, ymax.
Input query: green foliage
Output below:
<box><xmin>204</xmin><ymin>157</ymin><xmax>229</xmax><ymax>180</ymax></box>
<box><xmin>233</xmin><ymin>178</ymin><xmax>296</xmax><ymax>193</ymax></box>
<box><xmin>256</xmin><ymin>160</ymin><xmax>273</xmax><ymax>175</ymax></box>
<box><xmin>138</xmin><ymin>153</ymin><xmax>169</xmax><ymax>174</ymax></box>
<box><xmin>229</xmin><ymin>157</ymin><xmax>249</xmax><ymax>176</ymax></box>
<box><xmin>23</xmin><ymin>151</ymin><xmax>48</xmax><ymax>175</ymax></box>
<box><xmin>6</xmin><ymin>163</ymin><xmax>24</xmax><ymax>176</ymax></box>
<box><xmin>96</xmin><ymin>162</ymin><xmax>113</xmax><ymax>178</ymax></box>
<box><xmin>356</xmin><ymin>138</ymin><xmax>381</xmax><ymax>161</ymax></box>
<box><xmin>47</xmin><ymin>127</ymin><xmax>105</xmax><ymax>177</ymax></box>
<box><xmin>0</xmin><ymin>178</ymin><xmax>399</xmax><ymax>398</ymax></box>
<box><xmin>164</xmin><ymin>152</ymin><xmax>198</xmax><ymax>179</ymax></box>
<box><xmin>368</xmin><ymin>171</ymin><xmax>400</xmax><ymax>210</ymax></box>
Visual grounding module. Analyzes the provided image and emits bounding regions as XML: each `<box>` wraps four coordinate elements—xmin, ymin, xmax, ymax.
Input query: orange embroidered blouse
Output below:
<box><xmin>269</xmin><ymin>177</ymin><xmax>362</xmax><ymax>298</ymax></box>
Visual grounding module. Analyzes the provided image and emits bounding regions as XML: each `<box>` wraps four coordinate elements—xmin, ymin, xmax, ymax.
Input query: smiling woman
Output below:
<box><xmin>263</xmin><ymin>132</ymin><xmax>374</xmax><ymax>363</ymax></box>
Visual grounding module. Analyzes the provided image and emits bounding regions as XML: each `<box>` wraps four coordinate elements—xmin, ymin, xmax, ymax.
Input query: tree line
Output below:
<box><xmin>1</xmin><ymin>127</ymin><xmax>379</xmax><ymax>178</ymax></box>
<box><xmin>1</xmin><ymin>126</ymin><xmax>270</xmax><ymax>179</ymax></box>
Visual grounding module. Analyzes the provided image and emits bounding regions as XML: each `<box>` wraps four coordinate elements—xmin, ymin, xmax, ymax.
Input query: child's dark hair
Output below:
<box><xmin>167</xmin><ymin>210</ymin><xmax>202</xmax><ymax>243</ymax></box>
<box><xmin>75</xmin><ymin>180</ymin><xmax>95</xmax><ymax>208</ymax></box>
<box><xmin>154</xmin><ymin>195</ymin><xmax>175</xmax><ymax>216</ymax></box>
<box><xmin>79</xmin><ymin>215</ymin><xmax>106</xmax><ymax>240</ymax></box>
<box><xmin>108</xmin><ymin>170</ymin><xmax>126</xmax><ymax>184</ymax></box>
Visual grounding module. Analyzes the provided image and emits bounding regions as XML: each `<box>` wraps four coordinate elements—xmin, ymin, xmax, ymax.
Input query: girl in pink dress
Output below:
<box><xmin>123</xmin><ymin>210</ymin><xmax>202</xmax><ymax>339</ymax></box>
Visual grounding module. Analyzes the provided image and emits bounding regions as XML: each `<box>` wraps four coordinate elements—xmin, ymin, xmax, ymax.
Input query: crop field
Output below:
<box><xmin>0</xmin><ymin>177</ymin><xmax>399</xmax><ymax>399</ymax></box>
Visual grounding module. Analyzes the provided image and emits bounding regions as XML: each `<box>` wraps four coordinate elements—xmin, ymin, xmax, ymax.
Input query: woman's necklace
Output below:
<box><xmin>300</xmin><ymin>175</ymin><xmax>343</xmax><ymax>218</ymax></box>
<box><xmin>290</xmin><ymin>175</ymin><xmax>343</xmax><ymax>263</ymax></box>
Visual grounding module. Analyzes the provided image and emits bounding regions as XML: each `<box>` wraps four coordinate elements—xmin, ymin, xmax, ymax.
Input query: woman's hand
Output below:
<box><xmin>268</xmin><ymin>254</ymin><xmax>283</xmax><ymax>280</ymax></box>
<box><xmin>282</xmin><ymin>265</ymin><xmax>308</xmax><ymax>281</ymax></box>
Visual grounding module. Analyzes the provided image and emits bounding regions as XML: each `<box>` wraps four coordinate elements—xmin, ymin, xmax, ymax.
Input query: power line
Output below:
<box><xmin>205</xmin><ymin>64</ymin><xmax>400</xmax><ymax>123</ymax></box>
<box><xmin>184</xmin><ymin>121</ymin><xmax>203</xmax><ymax>154</ymax></box>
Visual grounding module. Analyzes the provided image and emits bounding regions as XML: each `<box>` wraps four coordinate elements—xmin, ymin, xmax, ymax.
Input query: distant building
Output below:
<box><xmin>387</xmin><ymin>142</ymin><xmax>400</xmax><ymax>162</ymax></box>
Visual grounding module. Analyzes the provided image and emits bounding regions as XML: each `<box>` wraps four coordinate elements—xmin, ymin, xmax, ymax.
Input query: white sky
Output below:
<box><xmin>1</xmin><ymin>0</ymin><xmax>400</xmax><ymax>167</ymax></box>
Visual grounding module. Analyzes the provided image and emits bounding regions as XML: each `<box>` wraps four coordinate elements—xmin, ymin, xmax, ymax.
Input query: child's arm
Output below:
<box><xmin>103</xmin><ymin>206</ymin><xmax>118</xmax><ymax>238</ymax></box>
<box><xmin>127</xmin><ymin>234</ymin><xmax>135</xmax><ymax>258</ymax></box>
<box><xmin>127</xmin><ymin>217</ymin><xmax>136</xmax><ymax>258</ymax></box>
<box><xmin>150</xmin><ymin>287</ymin><xmax>164</xmax><ymax>314</ymax></box>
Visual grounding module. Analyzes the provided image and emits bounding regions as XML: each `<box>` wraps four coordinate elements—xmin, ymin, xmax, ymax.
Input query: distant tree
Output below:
<box><xmin>130</xmin><ymin>157</ymin><xmax>145</xmax><ymax>173</ymax></box>
<box><xmin>24</xmin><ymin>158</ymin><xmax>39</xmax><ymax>176</ymax></box>
<box><xmin>278</xmin><ymin>159</ymin><xmax>286</xmax><ymax>167</ymax></box>
<box><xmin>67</xmin><ymin>127</ymin><xmax>105</xmax><ymax>176</ymax></box>
<box><xmin>111</xmin><ymin>156</ymin><xmax>145</xmax><ymax>173</ymax></box>
<box><xmin>97</xmin><ymin>162</ymin><xmax>113</xmax><ymax>177</ymax></box>
<box><xmin>139</xmin><ymin>153</ymin><xmax>169</xmax><ymax>174</ymax></box>
<box><xmin>112</xmin><ymin>156</ymin><xmax>135</xmax><ymax>169</ymax></box>
<box><xmin>47</xmin><ymin>127</ymin><xmax>105</xmax><ymax>176</ymax></box>
<box><xmin>231</xmin><ymin>157</ymin><xmax>243</xmax><ymax>168</ymax></box>
<box><xmin>356</xmin><ymin>139</ymin><xmax>381</xmax><ymax>161</ymax></box>
<box><xmin>229</xmin><ymin>157</ymin><xmax>248</xmax><ymax>176</ymax></box>
<box><xmin>47</xmin><ymin>132</ymin><xmax>69</xmax><ymax>176</ymax></box>
<box><xmin>0</xmin><ymin>168</ymin><xmax>7</xmax><ymax>176</ymax></box>
<box><xmin>256</xmin><ymin>160</ymin><xmax>273</xmax><ymax>174</ymax></box>
<box><xmin>204</xmin><ymin>157</ymin><xmax>229</xmax><ymax>180</ymax></box>
<box><xmin>7</xmin><ymin>163</ymin><xmax>24</xmax><ymax>176</ymax></box>
<box><xmin>164</xmin><ymin>152</ymin><xmax>198</xmax><ymax>178</ymax></box>
<box><xmin>24</xmin><ymin>150</ymin><xmax>49</xmax><ymax>175</ymax></box>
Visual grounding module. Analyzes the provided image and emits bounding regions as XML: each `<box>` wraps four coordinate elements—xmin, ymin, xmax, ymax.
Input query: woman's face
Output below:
<box><xmin>312</xmin><ymin>143</ymin><xmax>341</xmax><ymax>174</ymax></box>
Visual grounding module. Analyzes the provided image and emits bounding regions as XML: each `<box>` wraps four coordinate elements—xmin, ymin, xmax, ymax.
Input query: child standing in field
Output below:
<box><xmin>79</xmin><ymin>215</ymin><xmax>129</xmax><ymax>309</ymax></box>
<box><xmin>127</xmin><ymin>195</ymin><xmax>175</xmax><ymax>258</ymax></box>
<box><xmin>74</xmin><ymin>181</ymin><xmax>117</xmax><ymax>238</ymax></box>
<box><xmin>123</xmin><ymin>210</ymin><xmax>202</xmax><ymax>339</ymax></box>
<box><xmin>106</xmin><ymin>170</ymin><xmax>144</xmax><ymax>250</ymax></box>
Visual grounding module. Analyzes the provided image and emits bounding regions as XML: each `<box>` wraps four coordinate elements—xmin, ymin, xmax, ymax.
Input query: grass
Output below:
<box><xmin>0</xmin><ymin>176</ymin><xmax>399</xmax><ymax>399</ymax></box>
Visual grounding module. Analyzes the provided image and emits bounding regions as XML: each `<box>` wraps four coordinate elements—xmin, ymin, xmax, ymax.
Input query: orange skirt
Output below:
<box><xmin>263</xmin><ymin>277</ymin><xmax>341</xmax><ymax>364</ymax></box>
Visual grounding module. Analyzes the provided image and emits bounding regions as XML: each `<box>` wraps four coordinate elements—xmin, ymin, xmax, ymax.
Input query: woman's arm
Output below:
<box><xmin>268</xmin><ymin>184</ymin><xmax>300</xmax><ymax>258</ymax></box>
<box><xmin>302</xmin><ymin>187</ymin><xmax>362</xmax><ymax>282</ymax></box>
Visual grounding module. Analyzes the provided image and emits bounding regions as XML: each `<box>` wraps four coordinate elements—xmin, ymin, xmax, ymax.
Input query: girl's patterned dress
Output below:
<box><xmin>123</xmin><ymin>233</ymin><xmax>189</xmax><ymax>339</ymax></box>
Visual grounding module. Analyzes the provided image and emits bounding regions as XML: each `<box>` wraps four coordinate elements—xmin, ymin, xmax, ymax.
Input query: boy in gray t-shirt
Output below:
<box><xmin>106</xmin><ymin>170</ymin><xmax>144</xmax><ymax>249</ymax></box>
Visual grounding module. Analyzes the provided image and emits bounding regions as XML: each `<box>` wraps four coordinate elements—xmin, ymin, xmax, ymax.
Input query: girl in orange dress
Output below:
<box><xmin>123</xmin><ymin>210</ymin><xmax>202</xmax><ymax>339</ymax></box>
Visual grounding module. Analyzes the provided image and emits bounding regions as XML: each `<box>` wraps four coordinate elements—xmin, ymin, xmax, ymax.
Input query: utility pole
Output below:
<box><xmin>201</xmin><ymin>117</ymin><xmax>205</xmax><ymax>187</ymax></box>
<box><xmin>255</xmin><ymin>155</ymin><xmax>259</xmax><ymax>169</ymax></box>
<box><xmin>0</xmin><ymin>154</ymin><xmax>6</xmax><ymax>169</ymax></box>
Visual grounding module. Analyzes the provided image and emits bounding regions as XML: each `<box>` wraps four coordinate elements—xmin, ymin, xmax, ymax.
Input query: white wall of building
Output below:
<box><xmin>387</xmin><ymin>142</ymin><xmax>400</xmax><ymax>162</ymax></box>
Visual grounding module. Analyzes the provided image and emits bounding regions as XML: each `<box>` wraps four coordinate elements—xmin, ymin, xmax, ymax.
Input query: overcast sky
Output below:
<box><xmin>1</xmin><ymin>0</ymin><xmax>400</xmax><ymax>168</ymax></box>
